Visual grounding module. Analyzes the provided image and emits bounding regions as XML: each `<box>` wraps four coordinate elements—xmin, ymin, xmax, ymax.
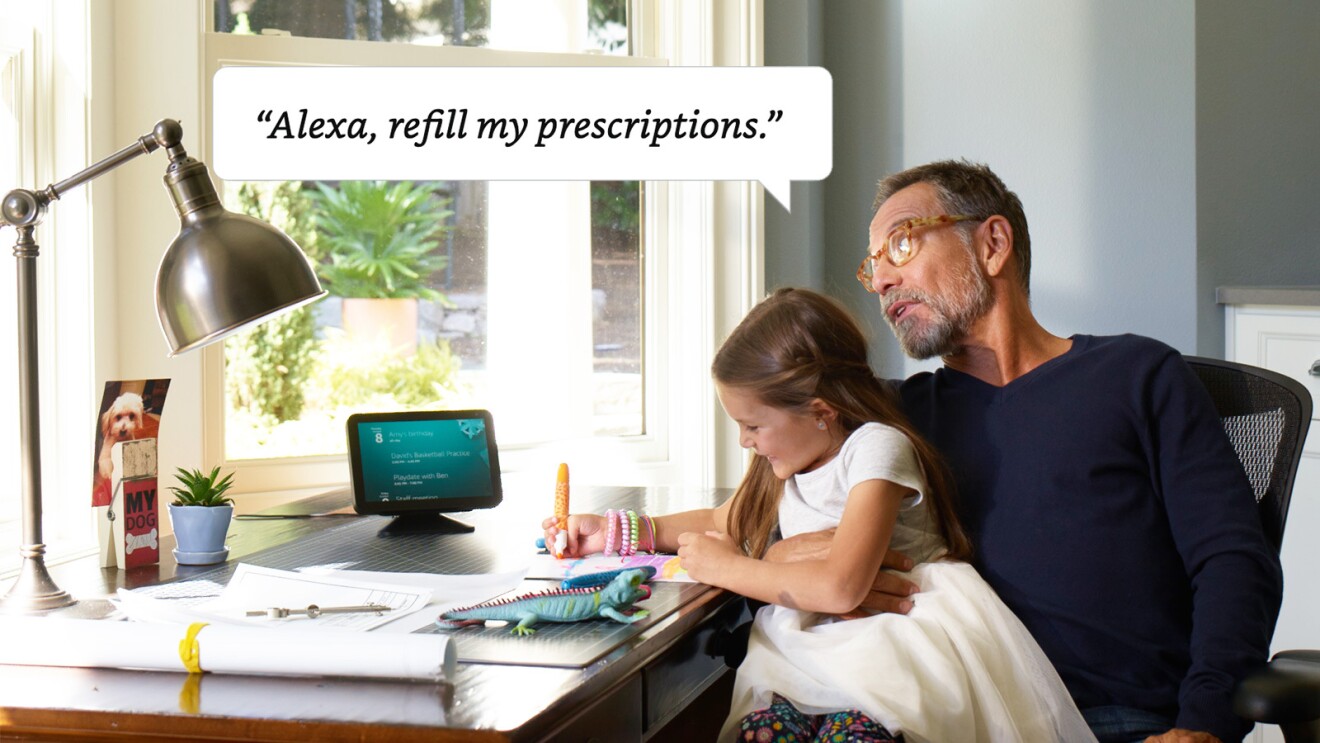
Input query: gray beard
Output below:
<box><xmin>883</xmin><ymin>257</ymin><xmax>993</xmax><ymax>360</ymax></box>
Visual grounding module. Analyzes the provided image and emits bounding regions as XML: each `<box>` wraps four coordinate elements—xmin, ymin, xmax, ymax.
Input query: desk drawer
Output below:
<box><xmin>642</xmin><ymin>596</ymin><xmax>747</xmax><ymax>734</ymax></box>
<box><xmin>544</xmin><ymin>673</ymin><xmax>643</xmax><ymax>743</ymax></box>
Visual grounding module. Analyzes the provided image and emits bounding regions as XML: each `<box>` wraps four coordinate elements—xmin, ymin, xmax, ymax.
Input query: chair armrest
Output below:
<box><xmin>1274</xmin><ymin>650</ymin><xmax>1320</xmax><ymax>671</ymax></box>
<box><xmin>1233</xmin><ymin>650</ymin><xmax>1320</xmax><ymax>725</ymax></box>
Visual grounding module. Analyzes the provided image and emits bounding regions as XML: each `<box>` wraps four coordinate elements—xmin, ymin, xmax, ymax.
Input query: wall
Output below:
<box><xmin>767</xmin><ymin>1</ymin><xmax>1200</xmax><ymax>378</ymax></box>
<box><xmin>762</xmin><ymin>0</ymin><xmax>825</xmax><ymax>294</ymax></box>
<box><xmin>898</xmin><ymin>1</ymin><xmax>1197</xmax><ymax>376</ymax></box>
<box><xmin>111</xmin><ymin>0</ymin><xmax>206</xmax><ymax>518</ymax></box>
<box><xmin>821</xmin><ymin>0</ymin><xmax>907</xmax><ymax>380</ymax></box>
<box><xmin>1196</xmin><ymin>1</ymin><xmax>1320</xmax><ymax>358</ymax></box>
<box><xmin>765</xmin><ymin>0</ymin><xmax>906</xmax><ymax>378</ymax></box>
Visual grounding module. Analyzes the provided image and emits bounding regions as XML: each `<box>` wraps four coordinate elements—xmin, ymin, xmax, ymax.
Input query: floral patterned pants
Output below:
<box><xmin>736</xmin><ymin>693</ymin><xmax>903</xmax><ymax>743</ymax></box>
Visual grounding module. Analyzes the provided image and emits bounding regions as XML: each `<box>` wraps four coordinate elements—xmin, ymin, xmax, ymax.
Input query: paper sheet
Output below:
<box><xmin>194</xmin><ymin>564</ymin><xmax>433</xmax><ymax>631</ymax></box>
<box><xmin>295</xmin><ymin>565</ymin><xmax>527</xmax><ymax>600</ymax></box>
<box><xmin>525</xmin><ymin>552</ymin><xmax>694</xmax><ymax>582</ymax></box>
<box><xmin>115</xmin><ymin>564</ymin><xmax>530</xmax><ymax>635</ymax></box>
<box><xmin>295</xmin><ymin>565</ymin><xmax>529</xmax><ymax>633</ymax></box>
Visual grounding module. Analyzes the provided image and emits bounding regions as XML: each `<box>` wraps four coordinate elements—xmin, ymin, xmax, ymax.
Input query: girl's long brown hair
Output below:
<box><xmin>713</xmin><ymin>287</ymin><xmax>972</xmax><ymax>562</ymax></box>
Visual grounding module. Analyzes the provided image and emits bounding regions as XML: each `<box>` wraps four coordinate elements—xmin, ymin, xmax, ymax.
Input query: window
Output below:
<box><xmin>0</xmin><ymin>24</ymin><xmax>25</xmax><ymax>551</ymax></box>
<box><xmin>0</xmin><ymin>0</ymin><xmax>99</xmax><ymax>575</ymax></box>
<box><xmin>219</xmin><ymin>177</ymin><xmax>643</xmax><ymax>461</ymax></box>
<box><xmin>202</xmin><ymin>0</ymin><xmax>763</xmax><ymax>495</ymax></box>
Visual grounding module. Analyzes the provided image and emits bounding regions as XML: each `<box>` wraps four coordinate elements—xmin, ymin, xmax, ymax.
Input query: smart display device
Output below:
<box><xmin>346</xmin><ymin>409</ymin><xmax>501</xmax><ymax>536</ymax></box>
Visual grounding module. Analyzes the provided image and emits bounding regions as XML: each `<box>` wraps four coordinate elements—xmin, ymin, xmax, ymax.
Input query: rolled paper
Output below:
<box><xmin>0</xmin><ymin>617</ymin><xmax>456</xmax><ymax>682</ymax></box>
<box><xmin>0</xmin><ymin>665</ymin><xmax>453</xmax><ymax>725</ymax></box>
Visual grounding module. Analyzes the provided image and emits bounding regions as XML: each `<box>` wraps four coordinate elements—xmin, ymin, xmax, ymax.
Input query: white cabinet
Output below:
<box><xmin>1224</xmin><ymin>298</ymin><xmax>1320</xmax><ymax>743</ymax></box>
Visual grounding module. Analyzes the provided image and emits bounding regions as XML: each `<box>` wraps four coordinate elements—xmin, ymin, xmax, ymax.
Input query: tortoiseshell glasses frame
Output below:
<box><xmin>856</xmin><ymin>214</ymin><xmax>981</xmax><ymax>293</ymax></box>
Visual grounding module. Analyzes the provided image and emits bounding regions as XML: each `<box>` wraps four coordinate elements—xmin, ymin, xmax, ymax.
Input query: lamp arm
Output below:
<box><xmin>1</xmin><ymin>119</ymin><xmax>185</xmax><ymax>233</ymax></box>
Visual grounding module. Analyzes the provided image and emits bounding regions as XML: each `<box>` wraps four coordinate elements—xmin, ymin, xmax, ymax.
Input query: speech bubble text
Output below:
<box><xmin>212</xmin><ymin>66</ymin><xmax>832</xmax><ymax>210</ymax></box>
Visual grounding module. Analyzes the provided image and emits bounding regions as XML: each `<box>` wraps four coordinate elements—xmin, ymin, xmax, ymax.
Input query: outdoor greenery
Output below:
<box><xmin>219</xmin><ymin>0</ymin><xmax>624</xmax><ymax>50</ymax></box>
<box><xmin>225</xmin><ymin>183</ymin><xmax>321</xmax><ymax>424</ymax></box>
<box><xmin>222</xmin><ymin>178</ymin><xmax>473</xmax><ymax>460</ymax></box>
<box><xmin>225</xmin><ymin>0</ymin><xmax>492</xmax><ymax>46</ymax></box>
<box><xmin>590</xmin><ymin>181</ymin><xmax>641</xmax><ymax>236</ymax></box>
<box><xmin>311</xmin><ymin>180</ymin><xmax>453</xmax><ymax>303</ymax></box>
<box><xmin>169</xmin><ymin>466</ymin><xmax>236</xmax><ymax>507</ymax></box>
<box><xmin>311</xmin><ymin>331</ymin><xmax>467</xmax><ymax>410</ymax></box>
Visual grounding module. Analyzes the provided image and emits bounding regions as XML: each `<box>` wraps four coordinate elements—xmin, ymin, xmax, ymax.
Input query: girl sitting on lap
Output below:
<box><xmin>544</xmin><ymin>288</ymin><xmax>1093</xmax><ymax>743</ymax></box>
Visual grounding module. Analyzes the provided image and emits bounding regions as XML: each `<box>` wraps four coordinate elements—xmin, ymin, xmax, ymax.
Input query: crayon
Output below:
<box><xmin>553</xmin><ymin>463</ymin><xmax>569</xmax><ymax>559</ymax></box>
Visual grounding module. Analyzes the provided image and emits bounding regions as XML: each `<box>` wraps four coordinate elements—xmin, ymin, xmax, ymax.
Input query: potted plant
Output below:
<box><xmin>167</xmin><ymin>466</ymin><xmax>236</xmax><ymax>566</ymax></box>
<box><xmin>311</xmin><ymin>180</ymin><xmax>453</xmax><ymax>357</ymax></box>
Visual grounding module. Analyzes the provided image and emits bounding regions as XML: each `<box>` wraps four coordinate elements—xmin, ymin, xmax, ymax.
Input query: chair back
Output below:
<box><xmin>1185</xmin><ymin>356</ymin><xmax>1313</xmax><ymax>554</ymax></box>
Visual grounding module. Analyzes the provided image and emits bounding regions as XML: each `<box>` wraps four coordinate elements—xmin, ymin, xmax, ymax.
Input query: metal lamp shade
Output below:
<box><xmin>156</xmin><ymin>208</ymin><xmax>326</xmax><ymax>355</ymax></box>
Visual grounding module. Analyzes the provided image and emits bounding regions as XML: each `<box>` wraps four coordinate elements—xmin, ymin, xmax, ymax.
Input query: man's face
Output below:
<box><xmin>867</xmin><ymin>183</ymin><xmax>993</xmax><ymax>359</ymax></box>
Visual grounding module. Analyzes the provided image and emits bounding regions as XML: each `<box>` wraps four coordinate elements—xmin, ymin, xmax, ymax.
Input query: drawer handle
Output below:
<box><xmin>1311</xmin><ymin>360</ymin><xmax>1320</xmax><ymax>377</ymax></box>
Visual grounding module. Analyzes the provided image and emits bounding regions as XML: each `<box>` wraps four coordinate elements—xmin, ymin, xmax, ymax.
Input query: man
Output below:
<box><xmin>769</xmin><ymin>161</ymin><xmax>1282</xmax><ymax>743</ymax></box>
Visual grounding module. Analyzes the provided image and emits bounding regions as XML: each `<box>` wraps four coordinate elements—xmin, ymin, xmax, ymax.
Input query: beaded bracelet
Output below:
<box><xmin>603</xmin><ymin>509</ymin><xmax>618</xmax><ymax>555</ymax></box>
<box><xmin>626</xmin><ymin>510</ymin><xmax>640</xmax><ymax>556</ymax></box>
<box><xmin>618</xmin><ymin>509</ymin><xmax>632</xmax><ymax>556</ymax></box>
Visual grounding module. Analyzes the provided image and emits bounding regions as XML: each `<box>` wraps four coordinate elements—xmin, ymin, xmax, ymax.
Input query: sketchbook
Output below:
<box><xmin>525</xmin><ymin>552</ymin><xmax>693</xmax><ymax>583</ymax></box>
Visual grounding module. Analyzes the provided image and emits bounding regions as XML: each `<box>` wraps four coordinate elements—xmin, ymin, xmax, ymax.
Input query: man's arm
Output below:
<box><xmin>762</xmin><ymin>529</ymin><xmax>919</xmax><ymax>616</ymax></box>
<box><xmin>1150</xmin><ymin>352</ymin><xmax>1283</xmax><ymax>742</ymax></box>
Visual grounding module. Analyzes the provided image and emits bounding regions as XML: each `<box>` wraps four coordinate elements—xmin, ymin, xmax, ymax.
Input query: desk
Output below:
<box><xmin>0</xmin><ymin>486</ymin><xmax>746</xmax><ymax>742</ymax></box>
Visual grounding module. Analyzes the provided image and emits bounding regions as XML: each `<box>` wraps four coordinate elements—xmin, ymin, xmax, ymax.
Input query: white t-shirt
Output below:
<box><xmin>780</xmin><ymin>422</ymin><xmax>946</xmax><ymax>564</ymax></box>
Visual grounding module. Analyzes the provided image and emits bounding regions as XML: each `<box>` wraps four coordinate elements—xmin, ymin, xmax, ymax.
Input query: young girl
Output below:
<box><xmin>544</xmin><ymin>288</ymin><xmax>1092</xmax><ymax>743</ymax></box>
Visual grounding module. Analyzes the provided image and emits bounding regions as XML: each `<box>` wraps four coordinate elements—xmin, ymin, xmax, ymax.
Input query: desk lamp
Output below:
<box><xmin>0</xmin><ymin>119</ymin><xmax>326</xmax><ymax>612</ymax></box>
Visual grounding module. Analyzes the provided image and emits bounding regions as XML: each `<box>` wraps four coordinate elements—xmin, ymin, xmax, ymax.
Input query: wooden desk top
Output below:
<box><xmin>0</xmin><ymin>485</ymin><xmax>742</xmax><ymax>742</ymax></box>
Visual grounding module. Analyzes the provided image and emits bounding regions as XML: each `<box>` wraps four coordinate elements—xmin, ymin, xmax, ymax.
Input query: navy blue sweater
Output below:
<box><xmin>899</xmin><ymin>334</ymin><xmax>1282</xmax><ymax>743</ymax></box>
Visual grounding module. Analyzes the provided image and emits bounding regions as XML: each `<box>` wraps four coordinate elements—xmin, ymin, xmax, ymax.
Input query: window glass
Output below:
<box><xmin>212</xmin><ymin>0</ymin><xmax>643</xmax><ymax>464</ymax></box>
<box><xmin>214</xmin><ymin>0</ymin><xmax>629</xmax><ymax>55</ymax></box>
<box><xmin>221</xmin><ymin>178</ymin><xmax>642</xmax><ymax>460</ymax></box>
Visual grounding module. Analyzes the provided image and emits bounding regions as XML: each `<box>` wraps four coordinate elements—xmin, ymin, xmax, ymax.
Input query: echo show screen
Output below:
<box><xmin>353</xmin><ymin>416</ymin><xmax>495</xmax><ymax>506</ymax></box>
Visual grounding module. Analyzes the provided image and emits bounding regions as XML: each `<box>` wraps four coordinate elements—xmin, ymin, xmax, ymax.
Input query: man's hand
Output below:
<box><xmin>1144</xmin><ymin>729</ymin><xmax>1222</xmax><ymax>743</ymax></box>
<box><xmin>840</xmin><ymin>554</ymin><xmax>919</xmax><ymax>618</ymax></box>
<box><xmin>761</xmin><ymin>528</ymin><xmax>919</xmax><ymax>617</ymax></box>
<box><xmin>763</xmin><ymin>529</ymin><xmax>836</xmax><ymax>563</ymax></box>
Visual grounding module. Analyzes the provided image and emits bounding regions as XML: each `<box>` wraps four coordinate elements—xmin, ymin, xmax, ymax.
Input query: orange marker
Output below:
<box><xmin>553</xmin><ymin>463</ymin><xmax>570</xmax><ymax>559</ymax></box>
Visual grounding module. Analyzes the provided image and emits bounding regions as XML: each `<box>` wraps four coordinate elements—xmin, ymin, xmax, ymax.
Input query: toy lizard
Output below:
<box><xmin>436</xmin><ymin>568</ymin><xmax>653</xmax><ymax>636</ymax></box>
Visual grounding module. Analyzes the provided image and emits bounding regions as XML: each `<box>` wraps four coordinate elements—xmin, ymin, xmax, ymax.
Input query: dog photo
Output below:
<box><xmin>91</xmin><ymin>379</ymin><xmax>170</xmax><ymax>507</ymax></box>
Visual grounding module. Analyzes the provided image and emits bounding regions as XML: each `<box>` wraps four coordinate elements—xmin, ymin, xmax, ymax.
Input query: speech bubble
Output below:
<box><xmin>211</xmin><ymin>66</ymin><xmax>831</xmax><ymax>211</ymax></box>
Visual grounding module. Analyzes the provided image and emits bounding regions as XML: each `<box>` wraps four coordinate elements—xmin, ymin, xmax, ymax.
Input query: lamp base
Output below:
<box><xmin>0</xmin><ymin>549</ymin><xmax>76</xmax><ymax>614</ymax></box>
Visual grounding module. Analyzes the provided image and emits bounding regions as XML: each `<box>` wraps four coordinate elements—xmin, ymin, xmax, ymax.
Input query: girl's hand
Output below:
<box><xmin>541</xmin><ymin>513</ymin><xmax>607</xmax><ymax>558</ymax></box>
<box><xmin>676</xmin><ymin>530</ymin><xmax>739</xmax><ymax>584</ymax></box>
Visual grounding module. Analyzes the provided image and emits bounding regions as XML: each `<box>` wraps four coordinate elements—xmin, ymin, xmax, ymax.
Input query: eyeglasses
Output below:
<box><xmin>856</xmin><ymin>214</ymin><xmax>981</xmax><ymax>292</ymax></box>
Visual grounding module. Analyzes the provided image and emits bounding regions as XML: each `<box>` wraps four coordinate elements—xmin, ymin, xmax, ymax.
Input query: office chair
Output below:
<box><xmin>1184</xmin><ymin>356</ymin><xmax>1318</xmax><ymax>743</ymax></box>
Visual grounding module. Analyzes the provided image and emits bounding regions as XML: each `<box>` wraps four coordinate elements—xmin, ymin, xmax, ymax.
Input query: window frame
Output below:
<box><xmin>0</xmin><ymin>0</ymin><xmax>104</xmax><ymax>573</ymax></box>
<box><xmin>199</xmin><ymin>0</ymin><xmax>764</xmax><ymax>497</ymax></box>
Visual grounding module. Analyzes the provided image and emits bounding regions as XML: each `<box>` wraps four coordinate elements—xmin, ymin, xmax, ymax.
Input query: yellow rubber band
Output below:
<box><xmin>178</xmin><ymin>671</ymin><xmax>202</xmax><ymax>714</ymax></box>
<box><xmin>178</xmin><ymin>622</ymin><xmax>208</xmax><ymax>674</ymax></box>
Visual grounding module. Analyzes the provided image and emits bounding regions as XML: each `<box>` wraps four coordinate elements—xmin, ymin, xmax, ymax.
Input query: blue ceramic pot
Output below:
<box><xmin>168</xmin><ymin>504</ymin><xmax>233</xmax><ymax>565</ymax></box>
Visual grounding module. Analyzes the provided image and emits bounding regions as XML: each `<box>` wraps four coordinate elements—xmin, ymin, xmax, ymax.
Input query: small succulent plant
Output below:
<box><xmin>169</xmin><ymin>466</ymin><xmax>236</xmax><ymax>507</ymax></box>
